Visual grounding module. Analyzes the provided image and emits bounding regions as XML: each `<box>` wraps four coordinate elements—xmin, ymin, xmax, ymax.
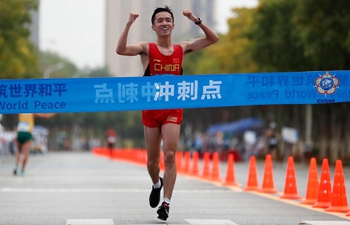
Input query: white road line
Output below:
<box><xmin>0</xmin><ymin>176</ymin><xmax>148</xmax><ymax>181</ymax></box>
<box><xmin>65</xmin><ymin>219</ymin><xmax>240</xmax><ymax>225</ymax></box>
<box><xmin>0</xmin><ymin>188</ymin><xmax>234</xmax><ymax>193</ymax></box>
<box><xmin>185</xmin><ymin>219</ymin><xmax>239</xmax><ymax>225</ymax></box>
<box><xmin>66</xmin><ymin>219</ymin><xmax>114</xmax><ymax>225</ymax></box>
<box><xmin>299</xmin><ymin>221</ymin><xmax>350</xmax><ymax>225</ymax></box>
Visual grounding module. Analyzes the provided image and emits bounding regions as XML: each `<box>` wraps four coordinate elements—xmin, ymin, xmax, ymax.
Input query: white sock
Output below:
<box><xmin>163</xmin><ymin>198</ymin><xmax>170</xmax><ymax>205</ymax></box>
<box><xmin>153</xmin><ymin>179</ymin><xmax>161</xmax><ymax>189</ymax></box>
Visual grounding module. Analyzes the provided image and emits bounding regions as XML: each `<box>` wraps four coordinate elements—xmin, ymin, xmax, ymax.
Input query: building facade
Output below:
<box><xmin>29</xmin><ymin>9</ymin><xmax>40</xmax><ymax>49</ymax></box>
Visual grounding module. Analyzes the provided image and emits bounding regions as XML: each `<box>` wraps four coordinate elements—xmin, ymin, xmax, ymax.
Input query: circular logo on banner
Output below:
<box><xmin>315</xmin><ymin>71</ymin><xmax>339</xmax><ymax>95</ymax></box>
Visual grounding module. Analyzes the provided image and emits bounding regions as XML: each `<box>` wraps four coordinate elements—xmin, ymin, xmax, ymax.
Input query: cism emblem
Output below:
<box><xmin>315</xmin><ymin>71</ymin><xmax>339</xmax><ymax>95</ymax></box>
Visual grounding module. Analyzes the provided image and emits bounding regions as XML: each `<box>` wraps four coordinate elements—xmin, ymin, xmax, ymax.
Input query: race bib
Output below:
<box><xmin>18</xmin><ymin>122</ymin><xmax>30</xmax><ymax>132</ymax></box>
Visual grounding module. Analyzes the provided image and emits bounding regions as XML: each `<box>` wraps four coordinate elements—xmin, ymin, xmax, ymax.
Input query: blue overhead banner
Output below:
<box><xmin>0</xmin><ymin>70</ymin><xmax>349</xmax><ymax>113</ymax></box>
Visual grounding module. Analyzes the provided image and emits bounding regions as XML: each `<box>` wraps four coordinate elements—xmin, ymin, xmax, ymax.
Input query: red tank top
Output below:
<box><xmin>144</xmin><ymin>42</ymin><xmax>183</xmax><ymax>76</ymax></box>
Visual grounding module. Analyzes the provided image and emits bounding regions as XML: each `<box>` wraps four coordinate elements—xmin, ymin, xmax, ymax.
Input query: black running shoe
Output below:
<box><xmin>13</xmin><ymin>169</ymin><xmax>17</xmax><ymax>176</ymax></box>
<box><xmin>149</xmin><ymin>177</ymin><xmax>163</xmax><ymax>208</ymax></box>
<box><xmin>157</xmin><ymin>202</ymin><xmax>170</xmax><ymax>221</ymax></box>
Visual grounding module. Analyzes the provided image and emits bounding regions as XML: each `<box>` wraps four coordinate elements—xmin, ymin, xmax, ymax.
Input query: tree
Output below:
<box><xmin>0</xmin><ymin>0</ymin><xmax>39</xmax><ymax>78</ymax></box>
<box><xmin>217</xmin><ymin>7</ymin><xmax>258</xmax><ymax>73</ymax></box>
<box><xmin>248</xmin><ymin>0</ymin><xmax>311</xmax><ymax>72</ymax></box>
<box><xmin>246</xmin><ymin>0</ymin><xmax>350</xmax><ymax>163</ymax></box>
<box><xmin>85</xmin><ymin>66</ymin><xmax>110</xmax><ymax>78</ymax></box>
<box><xmin>183</xmin><ymin>7</ymin><xmax>258</xmax><ymax>74</ymax></box>
<box><xmin>184</xmin><ymin>0</ymin><xmax>350</xmax><ymax>163</ymax></box>
<box><xmin>293</xmin><ymin>0</ymin><xmax>350</xmax><ymax>70</ymax></box>
<box><xmin>40</xmin><ymin>51</ymin><xmax>79</xmax><ymax>78</ymax></box>
<box><xmin>182</xmin><ymin>7</ymin><xmax>262</xmax><ymax>140</ymax></box>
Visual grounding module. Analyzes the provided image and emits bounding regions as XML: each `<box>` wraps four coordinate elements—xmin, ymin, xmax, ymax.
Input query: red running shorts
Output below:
<box><xmin>142</xmin><ymin>109</ymin><xmax>183</xmax><ymax>128</ymax></box>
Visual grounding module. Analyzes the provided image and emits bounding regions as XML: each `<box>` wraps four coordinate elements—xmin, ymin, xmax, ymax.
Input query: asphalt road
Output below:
<box><xmin>1</xmin><ymin>151</ymin><xmax>350</xmax><ymax>225</ymax></box>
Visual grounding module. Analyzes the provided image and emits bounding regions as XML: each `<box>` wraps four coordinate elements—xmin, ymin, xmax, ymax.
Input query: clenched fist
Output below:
<box><xmin>183</xmin><ymin>10</ymin><xmax>197</xmax><ymax>22</ymax></box>
<box><xmin>127</xmin><ymin>12</ymin><xmax>139</xmax><ymax>25</ymax></box>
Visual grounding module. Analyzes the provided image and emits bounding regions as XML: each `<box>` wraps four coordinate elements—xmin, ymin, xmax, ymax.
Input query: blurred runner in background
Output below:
<box><xmin>106</xmin><ymin>126</ymin><xmax>117</xmax><ymax>157</ymax></box>
<box><xmin>14</xmin><ymin>113</ymin><xmax>56</xmax><ymax>176</ymax></box>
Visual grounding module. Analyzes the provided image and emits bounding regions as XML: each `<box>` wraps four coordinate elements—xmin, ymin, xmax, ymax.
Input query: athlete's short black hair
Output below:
<box><xmin>151</xmin><ymin>5</ymin><xmax>174</xmax><ymax>25</ymax></box>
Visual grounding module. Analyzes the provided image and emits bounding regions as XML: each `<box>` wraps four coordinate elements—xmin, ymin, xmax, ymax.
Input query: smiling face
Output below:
<box><xmin>152</xmin><ymin>12</ymin><xmax>174</xmax><ymax>36</ymax></box>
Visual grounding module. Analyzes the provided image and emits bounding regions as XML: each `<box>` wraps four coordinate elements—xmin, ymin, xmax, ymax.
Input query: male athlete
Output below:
<box><xmin>116</xmin><ymin>6</ymin><xmax>218</xmax><ymax>221</ymax></box>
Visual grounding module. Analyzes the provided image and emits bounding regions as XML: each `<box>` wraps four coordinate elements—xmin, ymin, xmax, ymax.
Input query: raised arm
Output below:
<box><xmin>116</xmin><ymin>12</ymin><xmax>145</xmax><ymax>56</ymax></box>
<box><xmin>181</xmin><ymin>10</ymin><xmax>219</xmax><ymax>54</ymax></box>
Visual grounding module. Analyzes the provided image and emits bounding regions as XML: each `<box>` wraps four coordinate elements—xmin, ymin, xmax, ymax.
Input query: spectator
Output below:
<box><xmin>265</xmin><ymin>122</ymin><xmax>279</xmax><ymax>164</ymax></box>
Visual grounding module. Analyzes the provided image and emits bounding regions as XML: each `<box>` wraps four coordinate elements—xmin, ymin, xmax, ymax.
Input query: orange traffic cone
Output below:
<box><xmin>176</xmin><ymin>151</ymin><xmax>183</xmax><ymax>173</ymax></box>
<box><xmin>280</xmin><ymin>156</ymin><xmax>302</xmax><ymax>199</ymax></box>
<box><xmin>313</xmin><ymin>158</ymin><xmax>331</xmax><ymax>208</ymax></box>
<box><xmin>259</xmin><ymin>154</ymin><xmax>278</xmax><ymax>194</ymax></box>
<box><xmin>210</xmin><ymin>152</ymin><xmax>221</xmax><ymax>182</ymax></box>
<box><xmin>159</xmin><ymin>151</ymin><xmax>165</xmax><ymax>171</ymax></box>
<box><xmin>325</xmin><ymin>160</ymin><xmax>350</xmax><ymax>212</ymax></box>
<box><xmin>300</xmin><ymin>157</ymin><xmax>319</xmax><ymax>205</ymax></box>
<box><xmin>191</xmin><ymin>151</ymin><xmax>200</xmax><ymax>177</ymax></box>
<box><xmin>201</xmin><ymin>152</ymin><xmax>211</xmax><ymax>179</ymax></box>
<box><xmin>223</xmin><ymin>153</ymin><xmax>239</xmax><ymax>186</ymax></box>
<box><xmin>183</xmin><ymin>151</ymin><xmax>191</xmax><ymax>174</ymax></box>
<box><xmin>244</xmin><ymin>155</ymin><xmax>259</xmax><ymax>191</ymax></box>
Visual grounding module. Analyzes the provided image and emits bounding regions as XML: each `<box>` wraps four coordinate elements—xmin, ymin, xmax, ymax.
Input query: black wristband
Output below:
<box><xmin>195</xmin><ymin>18</ymin><xmax>202</xmax><ymax>25</ymax></box>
